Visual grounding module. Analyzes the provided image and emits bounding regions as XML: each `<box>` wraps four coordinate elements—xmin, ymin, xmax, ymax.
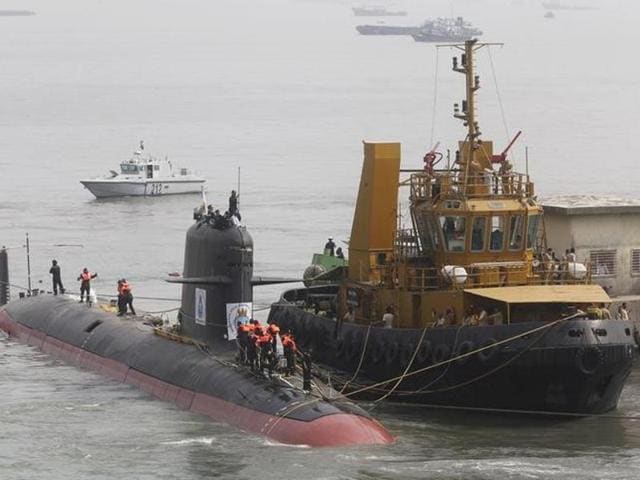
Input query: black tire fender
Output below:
<box><xmin>370</xmin><ymin>341</ymin><xmax>385</xmax><ymax>364</ymax></box>
<box><xmin>416</xmin><ymin>341</ymin><xmax>433</xmax><ymax>364</ymax></box>
<box><xmin>478</xmin><ymin>338</ymin><xmax>499</xmax><ymax>363</ymax></box>
<box><xmin>432</xmin><ymin>344</ymin><xmax>450</xmax><ymax>364</ymax></box>
<box><xmin>385</xmin><ymin>341</ymin><xmax>400</xmax><ymax>365</ymax></box>
<box><xmin>576</xmin><ymin>346</ymin><xmax>603</xmax><ymax>375</ymax></box>
<box><xmin>345</xmin><ymin>333</ymin><xmax>363</xmax><ymax>362</ymax></box>
<box><xmin>400</xmin><ymin>343</ymin><xmax>415</xmax><ymax>367</ymax></box>
<box><xmin>454</xmin><ymin>340</ymin><xmax>474</xmax><ymax>365</ymax></box>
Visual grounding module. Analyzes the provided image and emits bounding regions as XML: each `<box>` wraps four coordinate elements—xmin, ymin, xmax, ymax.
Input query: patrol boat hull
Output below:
<box><xmin>269</xmin><ymin>290</ymin><xmax>635</xmax><ymax>415</ymax></box>
<box><xmin>80</xmin><ymin>179</ymin><xmax>206</xmax><ymax>198</ymax></box>
<box><xmin>0</xmin><ymin>296</ymin><xmax>392</xmax><ymax>447</ymax></box>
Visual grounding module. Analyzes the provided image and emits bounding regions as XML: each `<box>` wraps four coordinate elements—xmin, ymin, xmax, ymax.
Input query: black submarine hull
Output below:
<box><xmin>0</xmin><ymin>296</ymin><xmax>393</xmax><ymax>447</ymax></box>
<box><xmin>269</xmin><ymin>295</ymin><xmax>636</xmax><ymax>414</ymax></box>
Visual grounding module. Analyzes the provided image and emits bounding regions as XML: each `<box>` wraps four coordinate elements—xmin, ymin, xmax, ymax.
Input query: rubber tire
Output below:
<box><xmin>432</xmin><ymin>344</ymin><xmax>450</xmax><ymax>364</ymax></box>
<box><xmin>478</xmin><ymin>338</ymin><xmax>499</xmax><ymax>363</ymax></box>
<box><xmin>454</xmin><ymin>340</ymin><xmax>474</xmax><ymax>365</ymax></box>
<box><xmin>416</xmin><ymin>341</ymin><xmax>433</xmax><ymax>364</ymax></box>
<box><xmin>385</xmin><ymin>341</ymin><xmax>400</xmax><ymax>365</ymax></box>
<box><xmin>576</xmin><ymin>346</ymin><xmax>603</xmax><ymax>375</ymax></box>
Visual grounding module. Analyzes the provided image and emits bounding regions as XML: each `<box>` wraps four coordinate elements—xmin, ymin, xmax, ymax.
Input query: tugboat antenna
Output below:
<box><xmin>237</xmin><ymin>166</ymin><xmax>241</xmax><ymax>209</ymax></box>
<box><xmin>438</xmin><ymin>40</ymin><xmax>504</xmax><ymax>191</ymax></box>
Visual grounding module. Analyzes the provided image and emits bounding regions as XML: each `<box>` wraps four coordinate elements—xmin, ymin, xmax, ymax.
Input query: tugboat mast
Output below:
<box><xmin>442</xmin><ymin>39</ymin><xmax>503</xmax><ymax>190</ymax></box>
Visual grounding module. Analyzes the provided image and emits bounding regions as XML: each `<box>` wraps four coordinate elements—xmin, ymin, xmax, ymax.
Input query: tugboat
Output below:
<box><xmin>269</xmin><ymin>40</ymin><xmax>635</xmax><ymax>415</ymax></box>
<box><xmin>0</xmin><ymin>202</ymin><xmax>392</xmax><ymax>446</ymax></box>
<box><xmin>80</xmin><ymin>141</ymin><xmax>206</xmax><ymax>198</ymax></box>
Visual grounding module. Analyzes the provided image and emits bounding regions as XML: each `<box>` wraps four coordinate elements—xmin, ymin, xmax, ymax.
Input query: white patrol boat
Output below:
<box><xmin>80</xmin><ymin>142</ymin><xmax>206</xmax><ymax>198</ymax></box>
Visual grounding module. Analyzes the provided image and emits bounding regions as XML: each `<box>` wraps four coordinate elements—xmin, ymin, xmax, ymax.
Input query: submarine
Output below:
<box><xmin>0</xmin><ymin>204</ymin><xmax>393</xmax><ymax>447</ymax></box>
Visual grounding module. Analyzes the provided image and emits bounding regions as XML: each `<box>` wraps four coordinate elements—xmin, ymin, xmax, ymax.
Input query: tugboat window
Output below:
<box><xmin>526</xmin><ymin>215</ymin><xmax>540</xmax><ymax>249</ymax></box>
<box><xmin>471</xmin><ymin>217</ymin><xmax>486</xmax><ymax>252</ymax></box>
<box><xmin>489</xmin><ymin>215</ymin><xmax>505</xmax><ymax>251</ymax></box>
<box><xmin>425</xmin><ymin>216</ymin><xmax>440</xmax><ymax>251</ymax></box>
<box><xmin>508</xmin><ymin>215</ymin><xmax>525</xmax><ymax>250</ymax></box>
<box><xmin>439</xmin><ymin>215</ymin><xmax>466</xmax><ymax>251</ymax></box>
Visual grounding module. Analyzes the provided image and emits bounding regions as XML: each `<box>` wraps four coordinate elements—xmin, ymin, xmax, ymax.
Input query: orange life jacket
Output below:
<box><xmin>80</xmin><ymin>271</ymin><xmax>92</xmax><ymax>282</ymax></box>
<box><xmin>282</xmin><ymin>335</ymin><xmax>297</xmax><ymax>352</ymax></box>
<box><xmin>267</xmin><ymin>324</ymin><xmax>280</xmax><ymax>335</ymax></box>
<box><xmin>257</xmin><ymin>334</ymin><xmax>272</xmax><ymax>347</ymax></box>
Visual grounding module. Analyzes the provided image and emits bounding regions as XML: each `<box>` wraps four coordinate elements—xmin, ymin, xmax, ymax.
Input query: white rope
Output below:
<box><xmin>486</xmin><ymin>46</ymin><xmax>511</xmax><ymax>145</ymax></box>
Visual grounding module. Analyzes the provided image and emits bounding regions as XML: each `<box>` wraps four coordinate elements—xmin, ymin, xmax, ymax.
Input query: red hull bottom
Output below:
<box><xmin>0</xmin><ymin>309</ymin><xmax>393</xmax><ymax>447</ymax></box>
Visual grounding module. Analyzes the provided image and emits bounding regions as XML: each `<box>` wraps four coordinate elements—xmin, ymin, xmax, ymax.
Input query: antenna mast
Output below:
<box><xmin>440</xmin><ymin>39</ymin><xmax>503</xmax><ymax>189</ymax></box>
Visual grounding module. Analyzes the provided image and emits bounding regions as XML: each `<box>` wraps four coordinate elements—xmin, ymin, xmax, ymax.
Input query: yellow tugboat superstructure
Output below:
<box><xmin>270</xmin><ymin>40</ymin><xmax>635</xmax><ymax>414</ymax></box>
<box><xmin>344</xmin><ymin>40</ymin><xmax>599</xmax><ymax>329</ymax></box>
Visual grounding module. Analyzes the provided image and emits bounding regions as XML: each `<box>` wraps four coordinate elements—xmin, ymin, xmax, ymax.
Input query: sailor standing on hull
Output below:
<box><xmin>49</xmin><ymin>260</ymin><xmax>65</xmax><ymax>295</ymax></box>
<box><xmin>77</xmin><ymin>268</ymin><xmax>97</xmax><ymax>304</ymax></box>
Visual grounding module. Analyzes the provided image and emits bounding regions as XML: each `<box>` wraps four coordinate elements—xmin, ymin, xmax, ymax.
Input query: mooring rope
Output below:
<box><xmin>342</xmin><ymin>314</ymin><xmax>579</xmax><ymax>400</ymax></box>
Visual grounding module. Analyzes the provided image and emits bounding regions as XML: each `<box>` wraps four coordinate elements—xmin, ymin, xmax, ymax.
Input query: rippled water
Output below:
<box><xmin>1</xmin><ymin>0</ymin><xmax>640</xmax><ymax>478</ymax></box>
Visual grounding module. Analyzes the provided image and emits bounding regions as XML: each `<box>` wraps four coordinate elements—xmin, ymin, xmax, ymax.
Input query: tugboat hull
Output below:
<box><xmin>0</xmin><ymin>296</ymin><xmax>393</xmax><ymax>447</ymax></box>
<box><xmin>269</xmin><ymin>304</ymin><xmax>635</xmax><ymax>414</ymax></box>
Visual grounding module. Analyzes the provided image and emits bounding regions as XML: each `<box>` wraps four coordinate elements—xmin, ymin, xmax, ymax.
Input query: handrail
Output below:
<box><xmin>410</xmin><ymin>170</ymin><xmax>533</xmax><ymax>201</ymax></box>
<box><xmin>368</xmin><ymin>260</ymin><xmax>593</xmax><ymax>292</ymax></box>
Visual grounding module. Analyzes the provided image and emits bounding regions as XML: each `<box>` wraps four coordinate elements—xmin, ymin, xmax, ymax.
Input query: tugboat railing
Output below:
<box><xmin>409</xmin><ymin>170</ymin><xmax>534</xmax><ymax>201</ymax></box>
<box><xmin>370</xmin><ymin>261</ymin><xmax>593</xmax><ymax>291</ymax></box>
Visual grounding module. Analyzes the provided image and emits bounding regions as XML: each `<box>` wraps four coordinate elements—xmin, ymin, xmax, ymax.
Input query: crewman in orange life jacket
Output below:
<box><xmin>77</xmin><ymin>267</ymin><xmax>97</xmax><ymax>304</ymax></box>
<box><xmin>281</xmin><ymin>332</ymin><xmax>297</xmax><ymax>375</ymax></box>
<box><xmin>117</xmin><ymin>278</ymin><xmax>135</xmax><ymax>316</ymax></box>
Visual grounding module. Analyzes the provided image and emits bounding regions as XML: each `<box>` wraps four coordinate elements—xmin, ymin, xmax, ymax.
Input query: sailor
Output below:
<box><xmin>120</xmin><ymin>278</ymin><xmax>135</xmax><ymax>315</ymax></box>
<box><xmin>49</xmin><ymin>260</ymin><xmax>65</xmax><ymax>295</ymax></box>
<box><xmin>228</xmin><ymin>190</ymin><xmax>240</xmax><ymax>220</ymax></box>
<box><xmin>77</xmin><ymin>268</ymin><xmax>97</xmax><ymax>304</ymax></box>
<box><xmin>336</xmin><ymin>247</ymin><xmax>345</xmax><ymax>259</ymax></box>
<box><xmin>267</xmin><ymin>323</ymin><xmax>280</xmax><ymax>352</ymax></box>
<box><xmin>300</xmin><ymin>351</ymin><xmax>312</xmax><ymax>391</ymax></box>
<box><xmin>116</xmin><ymin>279</ymin><xmax>126</xmax><ymax>315</ymax></box>
<box><xmin>281</xmin><ymin>332</ymin><xmax>297</xmax><ymax>375</ymax></box>
<box><xmin>543</xmin><ymin>248</ymin><xmax>554</xmax><ymax>283</ymax></box>
<box><xmin>237</xmin><ymin>321</ymin><xmax>252</xmax><ymax>362</ymax></box>
<box><xmin>256</xmin><ymin>328</ymin><xmax>274</xmax><ymax>376</ymax></box>
<box><xmin>324</xmin><ymin>237</ymin><xmax>336</xmax><ymax>256</ymax></box>
<box><xmin>618</xmin><ymin>302</ymin><xmax>630</xmax><ymax>321</ymax></box>
<box><xmin>247</xmin><ymin>327</ymin><xmax>259</xmax><ymax>371</ymax></box>
<box><xmin>382</xmin><ymin>305</ymin><xmax>394</xmax><ymax>328</ymax></box>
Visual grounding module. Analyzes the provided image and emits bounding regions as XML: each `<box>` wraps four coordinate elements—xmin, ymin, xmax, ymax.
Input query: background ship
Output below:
<box><xmin>411</xmin><ymin>17</ymin><xmax>482</xmax><ymax>42</ymax></box>
<box><xmin>352</xmin><ymin>6</ymin><xmax>407</xmax><ymax>17</ymax></box>
<box><xmin>355</xmin><ymin>17</ymin><xmax>482</xmax><ymax>42</ymax></box>
<box><xmin>268</xmin><ymin>40</ymin><xmax>635</xmax><ymax>415</ymax></box>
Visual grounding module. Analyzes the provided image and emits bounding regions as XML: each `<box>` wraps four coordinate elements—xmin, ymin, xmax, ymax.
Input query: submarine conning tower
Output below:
<box><xmin>178</xmin><ymin>212</ymin><xmax>253</xmax><ymax>347</ymax></box>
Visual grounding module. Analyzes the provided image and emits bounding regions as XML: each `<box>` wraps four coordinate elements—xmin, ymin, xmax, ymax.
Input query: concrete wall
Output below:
<box><xmin>544</xmin><ymin>210</ymin><xmax>640</xmax><ymax>296</ymax></box>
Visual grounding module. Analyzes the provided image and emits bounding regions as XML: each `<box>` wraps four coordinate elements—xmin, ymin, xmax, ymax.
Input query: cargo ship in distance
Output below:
<box><xmin>269</xmin><ymin>40</ymin><xmax>635</xmax><ymax>415</ymax></box>
<box><xmin>352</xmin><ymin>6</ymin><xmax>407</xmax><ymax>17</ymax></box>
<box><xmin>80</xmin><ymin>141</ymin><xmax>206</xmax><ymax>198</ymax></box>
<box><xmin>0</xmin><ymin>205</ymin><xmax>392</xmax><ymax>447</ymax></box>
